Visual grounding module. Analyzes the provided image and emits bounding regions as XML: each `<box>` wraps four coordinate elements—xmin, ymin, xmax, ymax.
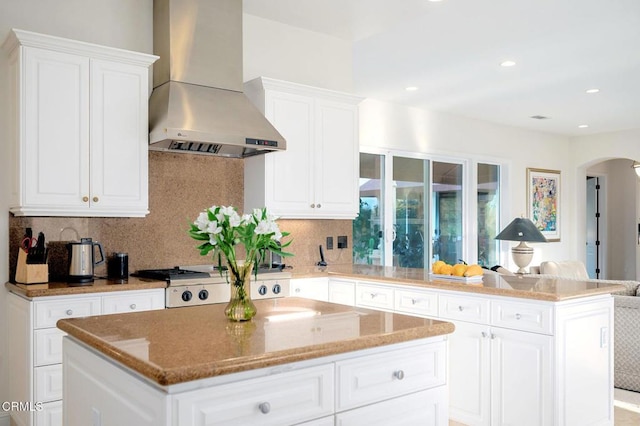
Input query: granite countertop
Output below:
<box><xmin>291</xmin><ymin>264</ymin><xmax>625</xmax><ymax>302</ymax></box>
<box><xmin>57</xmin><ymin>297</ymin><xmax>454</xmax><ymax>387</ymax></box>
<box><xmin>5</xmin><ymin>277</ymin><xmax>166</xmax><ymax>298</ymax></box>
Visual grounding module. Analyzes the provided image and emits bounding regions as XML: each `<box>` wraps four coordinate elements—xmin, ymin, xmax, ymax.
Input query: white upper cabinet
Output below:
<box><xmin>3</xmin><ymin>29</ymin><xmax>158</xmax><ymax>217</ymax></box>
<box><xmin>244</xmin><ymin>77</ymin><xmax>362</xmax><ymax>219</ymax></box>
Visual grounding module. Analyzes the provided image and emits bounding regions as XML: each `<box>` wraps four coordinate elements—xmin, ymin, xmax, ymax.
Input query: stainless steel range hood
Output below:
<box><xmin>149</xmin><ymin>0</ymin><xmax>285</xmax><ymax>157</ymax></box>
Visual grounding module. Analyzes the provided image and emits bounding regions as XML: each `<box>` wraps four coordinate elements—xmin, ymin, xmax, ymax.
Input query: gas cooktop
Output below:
<box><xmin>133</xmin><ymin>267</ymin><xmax>210</xmax><ymax>281</ymax></box>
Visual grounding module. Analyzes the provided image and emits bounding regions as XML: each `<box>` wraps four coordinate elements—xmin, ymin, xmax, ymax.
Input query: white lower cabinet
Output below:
<box><xmin>7</xmin><ymin>289</ymin><xmax>165</xmax><ymax>426</ymax></box>
<box><xmin>328</xmin><ymin>279</ymin><xmax>355</xmax><ymax>306</ymax></box>
<box><xmin>335</xmin><ymin>388</ymin><xmax>447</xmax><ymax>426</ymax></box>
<box><xmin>294</xmin><ymin>278</ymin><xmax>615</xmax><ymax>426</ymax></box>
<box><xmin>447</xmin><ymin>320</ymin><xmax>553</xmax><ymax>426</ymax></box>
<box><xmin>174</xmin><ymin>364</ymin><xmax>334</xmax><ymax>426</ymax></box>
<box><xmin>34</xmin><ymin>401</ymin><xmax>62</xmax><ymax>426</ymax></box>
<box><xmin>63</xmin><ymin>337</ymin><xmax>449</xmax><ymax>426</ymax></box>
<box><xmin>290</xmin><ymin>277</ymin><xmax>329</xmax><ymax>301</ymax></box>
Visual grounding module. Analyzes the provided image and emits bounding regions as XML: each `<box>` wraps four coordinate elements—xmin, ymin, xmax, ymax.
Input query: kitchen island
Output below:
<box><xmin>57</xmin><ymin>297</ymin><xmax>455</xmax><ymax>425</ymax></box>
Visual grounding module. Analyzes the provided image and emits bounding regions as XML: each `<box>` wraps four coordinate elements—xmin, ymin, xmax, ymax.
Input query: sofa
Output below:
<box><xmin>533</xmin><ymin>261</ymin><xmax>640</xmax><ymax>393</ymax></box>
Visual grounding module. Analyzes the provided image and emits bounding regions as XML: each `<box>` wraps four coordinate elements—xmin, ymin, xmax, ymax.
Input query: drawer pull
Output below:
<box><xmin>481</xmin><ymin>331</ymin><xmax>488</xmax><ymax>338</ymax></box>
<box><xmin>458</xmin><ymin>305</ymin><xmax>464</xmax><ymax>312</ymax></box>
<box><xmin>370</xmin><ymin>293</ymin><xmax>378</xmax><ymax>299</ymax></box>
<box><xmin>393</xmin><ymin>370</ymin><xmax>405</xmax><ymax>380</ymax></box>
<box><xmin>515</xmin><ymin>313</ymin><xmax>522</xmax><ymax>320</ymax></box>
<box><xmin>490</xmin><ymin>333</ymin><xmax>496</xmax><ymax>340</ymax></box>
<box><xmin>411</xmin><ymin>298</ymin><xmax>419</xmax><ymax>305</ymax></box>
<box><xmin>66</xmin><ymin>309</ymin><xmax>73</xmax><ymax>316</ymax></box>
<box><xmin>130</xmin><ymin>304</ymin><xmax>137</xmax><ymax>310</ymax></box>
<box><xmin>258</xmin><ymin>402</ymin><xmax>271</xmax><ymax>414</ymax></box>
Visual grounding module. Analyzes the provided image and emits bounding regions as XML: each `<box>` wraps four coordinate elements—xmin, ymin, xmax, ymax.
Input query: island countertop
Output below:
<box><xmin>290</xmin><ymin>264</ymin><xmax>626</xmax><ymax>301</ymax></box>
<box><xmin>57</xmin><ymin>297</ymin><xmax>454</xmax><ymax>387</ymax></box>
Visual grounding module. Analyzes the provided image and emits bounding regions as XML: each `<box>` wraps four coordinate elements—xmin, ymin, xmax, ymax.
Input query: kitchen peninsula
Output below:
<box><xmin>290</xmin><ymin>265</ymin><xmax>624</xmax><ymax>426</ymax></box>
<box><xmin>57</xmin><ymin>297</ymin><xmax>455</xmax><ymax>426</ymax></box>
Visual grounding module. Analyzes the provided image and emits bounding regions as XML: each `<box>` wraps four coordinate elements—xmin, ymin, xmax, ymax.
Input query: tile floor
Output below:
<box><xmin>614</xmin><ymin>388</ymin><xmax>640</xmax><ymax>426</ymax></box>
<box><xmin>448</xmin><ymin>388</ymin><xmax>640</xmax><ymax>426</ymax></box>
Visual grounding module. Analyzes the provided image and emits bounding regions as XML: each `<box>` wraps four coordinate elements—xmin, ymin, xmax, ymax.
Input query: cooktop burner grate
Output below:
<box><xmin>134</xmin><ymin>267</ymin><xmax>210</xmax><ymax>281</ymax></box>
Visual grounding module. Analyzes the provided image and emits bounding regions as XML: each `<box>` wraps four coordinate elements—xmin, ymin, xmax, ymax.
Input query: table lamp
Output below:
<box><xmin>495</xmin><ymin>217</ymin><xmax>547</xmax><ymax>274</ymax></box>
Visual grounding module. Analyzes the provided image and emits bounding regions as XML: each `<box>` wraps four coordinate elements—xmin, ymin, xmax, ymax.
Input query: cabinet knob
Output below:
<box><xmin>258</xmin><ymin>402</ymin><xmax>271</xmax><ymax>414</ymax></box>
<box><xmin>411</xmin><ymin>298</ymin><xmax>418</xmax><ymax>305</ymax></box>
<box><xmin>458</xmin><ymin>305</ymin><xmax>464</xmax><ymax>312</ymax></box>
<box><xmin>93</xmin><ymin>196</ymin><xmax>99</xmax><ymax>202</ymax></box>
<box><xmin>481</xmin><ymin>331</ymin><xmax>488</xmax><ymax>338</ymax></box>
<box><xmin>295</xmin><ymin>288</ymin><xmax>301</xmax><ymax>293</ymax></box>
<box><xmin>310</xmin><ymin>203</ymin><xmax>316</xmax><ymax>208</ymax></box>
<box><xmin>370</xmin><ymin>292</ymin><xmax>378</xmax><ymax>299</ymax></box>
<box><xmin>130</xmin><ymin>304</ymin><xmax>137</xmax><ymax>310</ymax></box>
<box><xmin>82</xmin><ymin>196</ymin><xmax>89</xmax><ymax>203</ymax></box>
<box><xmin>490</xmin><ymin>333</ymin><xmax>496</xmax><ymax>340</ymax></box>
<box><xmin>317</xmin><ymin>203</ymin><xmax>321</xmax><ymax>208</ymax></box>
<box><xmin>393</xmin><ymin>370</ymin><xmax>405</xmax><ymax>380</ymax></box>
<box><xmin>515</xmin><ymin>313</ymin><xmax>522</xmax><ymax>320</ymax></box>
<box><xmin>66</xmin><ymin>309</ymin><xmax>73</xmax><ymax>316</ymax></box>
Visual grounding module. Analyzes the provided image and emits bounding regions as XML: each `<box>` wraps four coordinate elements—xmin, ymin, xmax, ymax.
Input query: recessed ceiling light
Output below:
<box><xmin>578</xmin><ymin>124</ymin><xmax>589</xmax><ymax>128</ymax></box>
<box><xmin>500</xmin><ymin>60</ymin><xmax>516</xmax><ymax>67</ymax></box>
<box><xmin>585</xmin><ymin>88</ymin><xmax>600</xmax><ymax>94</ymax></box>
<box><xmin>405</xmin><ymin>86</ymin><xmax>419</xmax><ymax>91</ymax></box>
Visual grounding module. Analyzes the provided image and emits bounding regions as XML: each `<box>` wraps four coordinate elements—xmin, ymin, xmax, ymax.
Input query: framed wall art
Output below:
<box><xmin>527</xmin><ymin>168</ymin><xmax>560</xmax><ymax>242</ymax></box>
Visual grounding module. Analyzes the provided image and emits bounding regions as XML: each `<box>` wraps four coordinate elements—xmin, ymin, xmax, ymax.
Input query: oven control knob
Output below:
<box><xmin>181</xmin><ymin>290</ymin><xmax>193</xmax><ymax>302</ymax></box>
<box><xmin>273</xmin><ymin>283</ymin><xmax>281</xmax><ymax>294</ymax></box>
<box><xmin>258</xmin><ymin>285</ymin><xmax>268</xmax><ymax>296</ymax></box>
<box><xmin>198</xmin><ymin>289</ymin><xmax>209</xmax><ymax>300</ymax></box>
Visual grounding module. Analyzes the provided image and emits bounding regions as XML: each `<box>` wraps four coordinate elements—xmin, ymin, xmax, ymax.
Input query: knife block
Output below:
<box><xmin>15</xmin><ymin>249</ymin><xmax>49</xmax><ymax>284</ymax></box>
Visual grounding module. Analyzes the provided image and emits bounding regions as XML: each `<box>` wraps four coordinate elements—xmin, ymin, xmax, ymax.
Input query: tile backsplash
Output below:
<box><xmin>9</xmin><ymin>152</ymin><xmax>352</xmax><ymax>281</ymax></box>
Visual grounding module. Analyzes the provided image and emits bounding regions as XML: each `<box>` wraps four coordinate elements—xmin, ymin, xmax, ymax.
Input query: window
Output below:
<box><xmin>354</xmin><ymin>153</ymin><xmax>384</xmax><ymax>265</ymax></box>
<box><xmin>354</xmin><ymin>151</ymin><xmax>501</xmax><ymax>268</ymax></box>
<box><xmin>477</xmin><ymin>163</ymin><xmax>500</xmax><ymax>266</ymax></box>
<box><xmin>432</xmin><ymin>162</ymin><xmax>463</xmax><ymax>265</ymax></box>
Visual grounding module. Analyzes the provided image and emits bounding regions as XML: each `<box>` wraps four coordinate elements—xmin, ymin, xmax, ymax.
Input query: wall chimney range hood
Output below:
<box><xmin>149</xmin><ymin>0</ymin><xmax>285</xmax><ymax>158</ymax></box>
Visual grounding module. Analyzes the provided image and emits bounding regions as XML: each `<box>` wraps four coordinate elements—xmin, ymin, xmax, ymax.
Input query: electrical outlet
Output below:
<box><xmin>337</xmin><ymin>235</ymin><xmax>348</xmax><ymax>249</ymax></box>
<box><xmin>326</xmin><ymin>236</ymin><xmax>334</xmax><ymax>250</ymax></box>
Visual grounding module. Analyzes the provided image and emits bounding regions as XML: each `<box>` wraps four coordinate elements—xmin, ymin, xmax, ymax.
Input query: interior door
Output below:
<box><xmin>586</xmin><ymin>176</ymin><xmax>600</xmax><ymax>278</ymax></box>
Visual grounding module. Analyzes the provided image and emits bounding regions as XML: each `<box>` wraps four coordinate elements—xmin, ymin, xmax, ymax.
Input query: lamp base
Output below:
<box><xmin>511</xmin><ymin>241</ymin><xmax>534</xmax><ymax>274</ymax></box>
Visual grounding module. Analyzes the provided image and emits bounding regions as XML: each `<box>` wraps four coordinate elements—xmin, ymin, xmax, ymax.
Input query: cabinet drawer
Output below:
<box><xmin>336</xmin><ymin>341</ymin><xmax>446</xmax><ymax>411</ymax></box>
<box><xmin>328</xmin><ymin>279</ymin><xmax>355</xmax><ymax>306</ymax></box>
<box><xmin>491</xmin><ymin>299</ymin><xmax>553</xmax><ymax>334</ymax></box>
<box><xmin>174</xmin><ymin>364</ymin><xmax>334</xmax><ymax>426</ymax></box>
<box><xmin>35</xmin><ymin>297</ymin><xmax>101</xmax><ymax>328</ymax></box>
<box><xmin>34</xmin><ymin>364</ymin><xmax>62</xmax><ymax>402</ymax></box>
<box><xmin>335</xmin><ymin>387</ymin><xmax>447</xmax><ymax>426</ymax></box>
<box><xmin>394</xmin><ymin>288</ymin><xmax>438</xmax><ymax>317</ymax></box>
<box><xmin>439</xmin><ymin>294</ymin><xmax>489</xmax><ymax>323</ymax></box>
<box><xmin>34</xmin><ymin>400</ymin><xmax>63</xmax><ymax>426</ymax></box>
<box><xmin>34</xmin><ymin>328</ymin><xmax>66</xmax><ymax>366</ymax></box>
<box><xmin>102</xmin><ymin>290</ymin><xmax>164</xmax><ymax>314</ymax></box>
<box><xmin>355</xmin><ymin>282</ymin><xmax>394</xmax><ymax>311</ymax></box>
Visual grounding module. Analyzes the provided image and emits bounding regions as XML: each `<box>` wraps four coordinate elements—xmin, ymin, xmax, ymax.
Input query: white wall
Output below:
<box><xmin>358</xmin><ymin>98</ymin><xmax>574</xmax><ymax>268</ymax></box>
<box><xmin>0</xmin><ymin>0</ymin><xmax>153</xmax><ymax>419</ymax></box>
<box><xmin>572</xmin><ymin>129</ymin><xmax>640</xmax><ymax>279</ymax></box>
<box><xmin>243</xmin><ymin>14</ymin><xmax>353</xmax><ymax>93</ymax></box>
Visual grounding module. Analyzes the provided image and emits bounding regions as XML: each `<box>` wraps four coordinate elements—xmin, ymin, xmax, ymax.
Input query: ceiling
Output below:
<box><xmin>243</xmin><ymin>0</ymin><xmax>640</xmax><ymax>137</ymax></box>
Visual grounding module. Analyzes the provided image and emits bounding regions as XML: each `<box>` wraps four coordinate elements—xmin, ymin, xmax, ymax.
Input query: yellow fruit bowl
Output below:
<box><xmin>429</xmin><ymin>273</ymin><xmax>484</xmax><ymax>284</ymax></box>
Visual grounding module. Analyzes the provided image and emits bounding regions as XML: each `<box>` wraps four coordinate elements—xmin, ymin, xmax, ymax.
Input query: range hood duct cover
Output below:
<box><xmin>149</xmin><ymin>0</ymin><xmax>285</xmax><ymax>158</ymax></box>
